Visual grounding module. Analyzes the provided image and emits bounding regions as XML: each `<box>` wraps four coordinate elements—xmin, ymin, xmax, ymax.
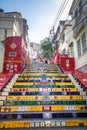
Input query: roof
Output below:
<box><xmin>69</xmin><ymin>0</ymin><xmax>76</xmax><ymax>15</ymax></box>
<box><xmin>5</xmin><ymin>12</ymin><xmax>21</xmax><ymax>15</ymax></box>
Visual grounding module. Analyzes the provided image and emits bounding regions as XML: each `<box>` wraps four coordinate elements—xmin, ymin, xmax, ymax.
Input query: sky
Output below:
<box><xmin>0</xmin><ymin>0</ymin><xmax>73</xmax><ymax>43</ymax></box>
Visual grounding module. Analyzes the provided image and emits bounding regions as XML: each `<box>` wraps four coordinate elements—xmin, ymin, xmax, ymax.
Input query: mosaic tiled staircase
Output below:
<box><xmin>0</xmin><ymin>63</ymin><xmax>87</xmax><ymax>129</ymax></box>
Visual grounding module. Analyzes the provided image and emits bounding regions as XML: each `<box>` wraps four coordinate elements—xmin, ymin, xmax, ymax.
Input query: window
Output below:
<box><xmin>77</xmin><ymin>39</ymin><xmax>81</xmax><ymax>56</ymax></box>
<box><xmin>9</xmin><ymin>52</ymin><xmax>17</xmax><ymax>57</ymax></box>
<box><xmin>62</xmin><ymin>34</ymin><xmax>65</xmax><ymax>43</ymax></box>
<box><xmin>68</xmin><ymin>42</ymin><xmax>74</xmax><ymax>57</ymax></box>
<box><xmin>81</xmin><ymin>33</ymin><xmax>87</xmax><ymax>53</ymax></box>
<box><xmin>4</xmin><ymin>29</ymin><xmax>7</xmax><ymax>39</ymax></box>
<box><xmin>75</xmin><ymin>9</ymin><xmax>78</xmax><ymax>22</ymax></box>
<box><xmin>79</xmin><ymin>0</ymin><xmax>82</xmax><ymax>12</ymax></box>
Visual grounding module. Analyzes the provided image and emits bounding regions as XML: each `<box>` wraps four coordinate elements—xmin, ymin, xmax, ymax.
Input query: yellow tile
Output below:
<box><xmin>14</xmin><ymin>82</ymin><xmax>33</xmax><ymax>86</ymax></box>
<box><xmin>55</xmin><ymin>82</ymin><xmax>73</xmax><ymax>85</ymax></box>
<box><xmin>51</xmin><ymin>106</ymin><xmax>65</xmax><ymax>111</ymax></box>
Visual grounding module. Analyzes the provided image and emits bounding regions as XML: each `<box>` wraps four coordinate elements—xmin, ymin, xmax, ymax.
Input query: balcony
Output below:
<box><xmin>73</xmin><ymin>15</ymin><xmax>84</xmax><ymax>38</ymax></box>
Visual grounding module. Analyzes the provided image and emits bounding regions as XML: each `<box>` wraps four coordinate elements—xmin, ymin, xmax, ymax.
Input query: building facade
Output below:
<box><xmin>29</xmin><ymin>42</ymin><xmax>40</xmax><ymax>60</ymax></box>
<box><xmin>52</xmin><ymin>21</ymin><xmax>65</xmax><ymax>52</ymax></box>
<box><xmin>0</xmin><ymin>11</ymin><xmax>21</xmax><ymax>41</ymax></box>
<box><xmin>0</xmin><ymin>11</ymin><xmax>29</xmax><ymax>44</ymax></box>
<box><xmin>52</xmin><ymin>0</ymin><xmax>87</xmax><ymax>72</ymax></box>
<box><xmin>69</xmin><ymin>0</ymin><xmax>87</xmax><ymax>72</ymax></box>
<box><xmin>0</xmin><ymin>10</ymin><xmax>30</xmax><ymax>73</ymax></box>
<box><xmin>53</xmin><ymin>20</ymin><xmax>74</xmax><ymax>57</ymax></box>
<box><xmin>59</xmin><ymin>20</ymin><xmax>74</xmax><ymax>55</ymax></box>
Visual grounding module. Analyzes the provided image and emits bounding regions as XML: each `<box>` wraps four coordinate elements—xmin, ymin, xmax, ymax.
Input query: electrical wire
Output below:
<box><xmin>50</xmin><ymin>0</ymin><xmax>87</xmax><ymax>57</ymax></box>
<box><xmin>53</xmin><ymin>0</ymin><xmax>71</xmax><ymax>32</ymax></box>
<box><xmin>55</xmin><ymin>0</ymin><xmax>87</xmax><ymax>42</ymax></box>
<box><xmin>53</xmin><ymin>0</ymin><xmax>66</xmax><ymax>26</ymax></box>
<box><xmin>50</xmin><ymin>0</ymin><xmax>69</xmax><ymax>33</ymax></box>
<box><xmin>50</xmin><ymin>0</ymin><xmax>79</xmax><ymax>34</ymax></box>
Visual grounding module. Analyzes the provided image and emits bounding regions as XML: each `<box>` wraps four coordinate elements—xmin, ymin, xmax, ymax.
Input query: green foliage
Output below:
<box><xmin>40</xmin><ymin>38</ymin><xmax>53</xmax><ymax>59</ymax></box>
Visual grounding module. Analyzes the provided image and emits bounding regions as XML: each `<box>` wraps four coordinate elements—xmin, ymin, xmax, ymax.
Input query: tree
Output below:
<box><xmin>40</xmin><ymin>37</ymin><xmax>53</xmax><ymax>59</ymax></box>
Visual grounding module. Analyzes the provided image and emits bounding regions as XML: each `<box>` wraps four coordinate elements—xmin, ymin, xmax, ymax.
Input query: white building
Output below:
<box><xmin>58</xmin><ymin>20</ymin><xmax>73</xmax><ymax>54</ymax></box>
<box><xmin>0</xmin><ymin>10</ymin><xmax>30</xmax><ymax>72</ymax></box>
<box><xmin>54</xmin><ymin>20</ymin><xmax>74</xmax><ymax>57</ymax></box>
<box><xmin>69</xmin><ymin>0</ymin><xmax>87</xmax><ymax>72</ymax></box>
<box><xmin>0</xmin><ymin>11</ymin><xmax>29</xmax><ymax>45</ymax></box>
<box><xmin>29</xmin><ymin>42</ymin><xmax>40</xmax><ymax>60</ymax></box>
